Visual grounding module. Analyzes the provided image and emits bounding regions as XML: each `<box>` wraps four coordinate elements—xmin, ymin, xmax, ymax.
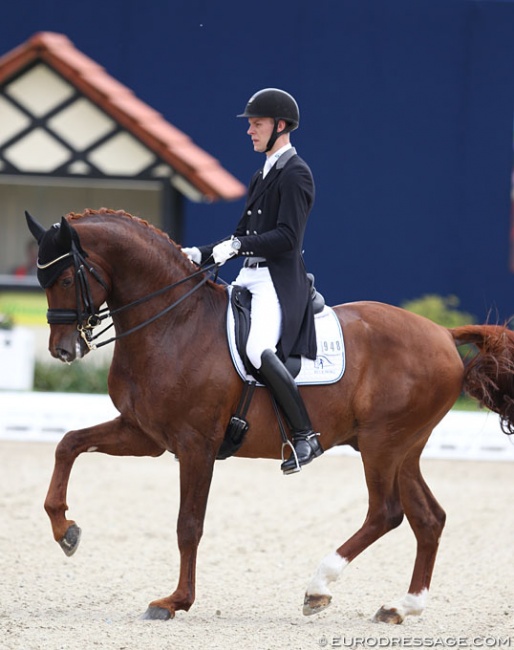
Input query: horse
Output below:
<box><xmin>25</xmin><ymin>208</ymin><xmax>514</xmax><ymax>624</ymax></box>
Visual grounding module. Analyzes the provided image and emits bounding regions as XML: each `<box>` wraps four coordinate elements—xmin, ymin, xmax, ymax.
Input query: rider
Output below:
<box><xmin>182</xmin><ymin>88</ymin><xmax>323</xmax><ymax>474</ymax></box>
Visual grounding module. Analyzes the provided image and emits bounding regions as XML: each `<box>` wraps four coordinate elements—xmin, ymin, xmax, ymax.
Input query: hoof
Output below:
<box><xmin>142</xmin><ymin>606</ymin><xmax>175</xmax><ymax>621</ymax></box>
<box><xmin>303</xmin><ymin>593</ymin><xmax>332</xmax><ymax>616</ymax></box>
<box><xmin>58</xmin><ymin>523</ymin><xmax>81</xmax><ymax>557</ymax></box>
<box><xmin>373</xmin><ymin>606</ymin><xmax>404</xmax><ymax>625</ymax></box>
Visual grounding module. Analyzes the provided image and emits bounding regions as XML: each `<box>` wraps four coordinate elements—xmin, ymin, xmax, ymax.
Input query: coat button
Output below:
<box><xmin>247</xmin><ymin>210</ymin><xmax>252</xmax><ymax>215</ymax></box>
<box><xmin>257</xmin><ymin>209</ymin><xmax>262</xmax><ymax>214</ymax></box>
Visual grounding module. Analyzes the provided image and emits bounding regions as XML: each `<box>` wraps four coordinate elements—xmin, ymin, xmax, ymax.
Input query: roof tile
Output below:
<box><xmin>0</xmin><ymin>32</ymin><xmax>246</xmax><ymax>202</ymax></box>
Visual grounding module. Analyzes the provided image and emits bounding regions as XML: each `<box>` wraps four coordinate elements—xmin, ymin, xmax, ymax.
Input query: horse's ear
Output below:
<box><xmin>25</xmin><ymin>211</ymin><xmax>46</xmax><ymax>243</ymax></box>
<box><xmin>56</xmin><ymin>216</ymin><xmax>73</xmax><ymax>250</ymax></box>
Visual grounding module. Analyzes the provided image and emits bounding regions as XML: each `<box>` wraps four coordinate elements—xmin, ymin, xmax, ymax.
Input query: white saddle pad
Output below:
<box><xmin>226</xmin><ymin>290</ymin><xmax>345</xmax><ymax>386</ymax></box>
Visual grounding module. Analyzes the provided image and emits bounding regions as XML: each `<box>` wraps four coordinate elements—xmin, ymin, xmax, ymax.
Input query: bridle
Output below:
<box><xmin>41</xmin><ymin>240</ymin><xmax>108</xmax><ymax>336</ymax></box>
<box><xmin>41</xmin><ymin>241</ymin><xmax>219</xmax><ymax>351</ymax></box>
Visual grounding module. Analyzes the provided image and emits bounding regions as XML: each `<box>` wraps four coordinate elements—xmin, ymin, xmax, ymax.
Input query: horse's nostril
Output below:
<box><xmin>56</xmin><ymin>348</ymin><xmax>72</xmax><ymax>363</ymax></box>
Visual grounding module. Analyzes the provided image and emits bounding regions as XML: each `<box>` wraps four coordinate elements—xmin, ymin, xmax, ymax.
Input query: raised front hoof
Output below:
<box><xmin>373</xmin><ymin>606</ymin><xmax>404</xmax><ymax>625</ymax></box>
<box><xmin>303</xmin><ymin>593</ymin><xmax>332</xmax><ymax>616</ymax></box>
<box><xmin>142</xmin><ymin>606</ymin><xmax>175</xmax><ymax>621</ymax></box>
<box><xmin>58</xmin><ymin>523</ymin><xmax>82</xmax><ymax>557</ymax></box>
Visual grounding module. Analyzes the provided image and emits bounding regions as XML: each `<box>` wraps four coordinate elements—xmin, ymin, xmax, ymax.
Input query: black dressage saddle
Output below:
<box><xmin>230</xmin><ymin>273</ymin><xmax>325</xmax><ymax>380</ymax></box>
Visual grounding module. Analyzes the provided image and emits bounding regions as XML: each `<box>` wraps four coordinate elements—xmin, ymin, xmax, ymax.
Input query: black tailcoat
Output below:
<box><xmin>200</xmin><ymin>148</ymin><xmax>316</xmax><ymax>361</ymax></box>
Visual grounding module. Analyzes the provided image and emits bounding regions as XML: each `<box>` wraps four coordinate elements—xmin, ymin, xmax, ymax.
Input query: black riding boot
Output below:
<box><xmin>259</xmin><ymin>349</ymin><xmax>323</xmax><ymax>474</ymax></box>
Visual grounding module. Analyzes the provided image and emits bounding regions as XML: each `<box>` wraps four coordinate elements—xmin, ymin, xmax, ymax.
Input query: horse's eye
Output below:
<box><xmin>61</xmin><ymin>276</ymin><xmax>73</xmax><ymax>289</ymax></box>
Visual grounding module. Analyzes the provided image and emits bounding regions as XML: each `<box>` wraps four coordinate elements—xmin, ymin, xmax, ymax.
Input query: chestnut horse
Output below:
<box><xmin>26</xmin><ymin>208</ymin><xmax>514</xmax><ymax>624</ymax></box>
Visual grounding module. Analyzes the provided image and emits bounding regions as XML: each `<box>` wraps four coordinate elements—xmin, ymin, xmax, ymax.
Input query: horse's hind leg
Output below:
<box><xmin>373</xmin><ymin>450</ymin><xmax>445</xmax><ymax>624</ymax></box>
<box><xmin>44</xmin><ymin>417</ymin><xmax>164</xmax><ymax>555</ymax></box>
<box><xmin>304</xmin><ymin>443</ymin><xmax>404</xmax><ymax>617</ymax></box>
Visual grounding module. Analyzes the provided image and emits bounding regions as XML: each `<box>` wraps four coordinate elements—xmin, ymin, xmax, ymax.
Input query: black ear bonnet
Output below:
<box><xmin>25</xmin><ymin>213</ymin><xmax>88</xmax><ymax>288</ymax></box>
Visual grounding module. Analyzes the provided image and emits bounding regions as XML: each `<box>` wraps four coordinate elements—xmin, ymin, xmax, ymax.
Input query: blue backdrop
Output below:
<box><xmin>2</xmin><ymin>0</ymin><xmax>514</xmax><ymax>321</ymax></box>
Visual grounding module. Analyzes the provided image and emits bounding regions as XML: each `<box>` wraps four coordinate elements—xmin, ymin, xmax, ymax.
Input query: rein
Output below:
<box><xmin>43</xmin><ymin>244</ymin><xmax>219</xmax><ymax>350</ymax></box>
<box><xmin>89</xmin><ymin>264</ymin><xmax>217</xmax><ymax>349</ymax></box>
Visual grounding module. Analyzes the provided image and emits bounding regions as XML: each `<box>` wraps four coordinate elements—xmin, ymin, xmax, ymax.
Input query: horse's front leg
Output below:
<box><xmin>45</xmin><ymin>416</ymin><xmax>164</xmax><ymax>556</ymax></box>
<box><xmin>143</xmin><ymin>434</ymin><xmax>217</xmax><ymax>620</ymax></box>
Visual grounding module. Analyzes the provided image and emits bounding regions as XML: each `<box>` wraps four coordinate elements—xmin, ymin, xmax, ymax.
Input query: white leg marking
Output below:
<box><xmin>305</xmin><ymin>551</ymin><xmax>348</xmax><ymax>598</ymax></box>
<box><xmin>379</xmin><ymin>588</ymin><xmax>428</xmax><ymax>620</ymax></box>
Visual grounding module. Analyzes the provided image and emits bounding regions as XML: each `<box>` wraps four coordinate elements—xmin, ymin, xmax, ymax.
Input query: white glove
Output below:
<box><xmin>181</xmin><ymin>246</ymin><xmax>201</xmax><ymax>264</ymax></box>
<box><xmin>213</xmin><ymin>239</ymin><xmax>237</xmax><ymax>265</ymax></box>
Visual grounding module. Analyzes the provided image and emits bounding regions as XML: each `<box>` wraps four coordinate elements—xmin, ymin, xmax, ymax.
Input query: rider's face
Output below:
<box><xmin>247</xmin><ymin>117</ymin><xmax>275</xmax><ymax>154</ymax></box>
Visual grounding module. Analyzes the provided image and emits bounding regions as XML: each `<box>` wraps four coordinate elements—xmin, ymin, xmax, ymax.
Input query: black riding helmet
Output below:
<box><xmin>237</xmin><ymin>88</ymin><xmax>300</xmax><ymax>152</ymax></box>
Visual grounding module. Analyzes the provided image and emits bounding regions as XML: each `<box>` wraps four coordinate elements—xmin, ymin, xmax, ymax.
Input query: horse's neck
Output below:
<box><xmin>101</xmin><ymin>235</ymin><xmax>222</xmax><ymax>330</ymax></box>
<box><xmin>79</xmin><ymin>216</ymin><xmax>225</xmax><ymax>340</ymax></box>
<box><xmin>97</xmin><ymin>230</ymin><xmax>184</xmax><ymax>305</ymax></box>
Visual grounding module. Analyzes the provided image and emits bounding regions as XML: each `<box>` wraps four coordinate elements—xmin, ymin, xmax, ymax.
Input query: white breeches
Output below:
<box><xmin>233</xmin><ymin>266</ymin><xmax>282</xmax><ymax>370</ymax></box>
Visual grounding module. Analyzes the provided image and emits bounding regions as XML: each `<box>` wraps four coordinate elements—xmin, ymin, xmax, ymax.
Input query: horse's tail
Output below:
<box><xmin>450</xmin><ymin>324</ymin><xmax>514</xmax><ymax>434</ymax></box>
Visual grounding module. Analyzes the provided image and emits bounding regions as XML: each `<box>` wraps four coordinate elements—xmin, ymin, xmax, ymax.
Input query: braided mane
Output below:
<box><xmin>67</xmin><ymin>208</ymin><xmax>177</xmax><ymax>248</ymax></box>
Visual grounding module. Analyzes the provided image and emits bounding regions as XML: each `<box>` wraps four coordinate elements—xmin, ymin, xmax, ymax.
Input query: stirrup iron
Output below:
<box><xmin>281</xmin><ymin>439</ymin><xmax>301</xmax><ymax>474</ymax></box>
